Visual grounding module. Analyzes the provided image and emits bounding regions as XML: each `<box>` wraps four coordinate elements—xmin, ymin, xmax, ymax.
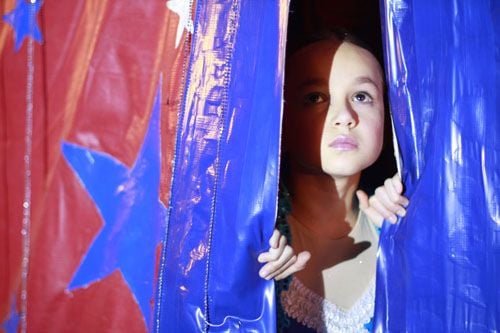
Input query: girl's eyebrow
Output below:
<box><xmin>298</xmin><ymin>78</ymin><xmax>328</xmax><ymax>89</ymax></box>
<box><xmin>354</xmin><ymin>76</ymin><xmax>382</xmax><ymax>91</ymax></box>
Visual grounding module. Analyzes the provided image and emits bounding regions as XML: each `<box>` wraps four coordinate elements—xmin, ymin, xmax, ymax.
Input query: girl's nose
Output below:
<box><xmin>331</xmin><ymin>102</ymin><xmax>357</xmax><ymax>128</ymax></box>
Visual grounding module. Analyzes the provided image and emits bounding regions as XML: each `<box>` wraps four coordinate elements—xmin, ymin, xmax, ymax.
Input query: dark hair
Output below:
<box><xmin>286</xmin><ymin>27</ymin><xmax>380</xmax><ymax>63</ymax></box>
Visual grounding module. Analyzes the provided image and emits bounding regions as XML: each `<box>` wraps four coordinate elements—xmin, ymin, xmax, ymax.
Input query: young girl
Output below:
<box><xmin>259</xmin><ymin>31</ymin><xmax>409</xmax><ymax>332</ymax></box>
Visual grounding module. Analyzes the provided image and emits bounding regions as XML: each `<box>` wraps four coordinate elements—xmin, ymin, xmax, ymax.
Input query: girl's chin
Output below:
<box><xmin>322</xmin><ymin>168</ymin><xmax>364</xmax><ymax>179</ymax></box>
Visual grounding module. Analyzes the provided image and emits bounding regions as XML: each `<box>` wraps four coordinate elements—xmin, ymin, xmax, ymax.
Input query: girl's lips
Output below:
<box><xmin>329</xmin><ymin>136</ymin><xmax>358</xmax><ymax>150</ymax></box>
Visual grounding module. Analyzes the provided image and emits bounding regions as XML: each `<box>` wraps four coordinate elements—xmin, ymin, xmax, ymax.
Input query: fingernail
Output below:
<box><xmin>397</xmin><ymin>209</ymin><xmax>406</xmax><ymax>217</ymax></box>
<box><xmin>389</xmin><ymin>216</ymin><xmax>397</xmax><ymax>223</ymax></box>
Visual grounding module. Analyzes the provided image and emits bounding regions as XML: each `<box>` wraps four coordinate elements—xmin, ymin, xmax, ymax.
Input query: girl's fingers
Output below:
<box><xmin>269</xmin><ymin>229</ymin><xmax>280</xmax><ymax>248</ymax></box>
<box><xmin>374</xmin><ymin>187</ymin><xmax>406</xmax><ymax>217</ymax></box>
<box><xmin>389</xmin><ymin>174</ymin><xmax>409</xmax><ymax>207</ymax></box>
<box><xmin>366</xmin><ymin>209</ymin><xmax>384</xmax><ymax>227</ymax></box>
<box><xmin>274</xmin><ymin>251</ymin><xmax>311</xmax><ymax>281</ymax></box>
<box><xmin>265</xmin><ymin>253</ymin><xmax>297</xmax><ymax>280</ymax></box>
<box><xmin>375</xmin><ymin>186</ymin><xmax>397</xmax><ymax>211</ymax></box>
<box><xmin>259</xmin><ymin>245</ymin><xmax>294</xmax><ymax>279</ymax></box>
<box><xmin>384</xmin><ymin>177</ymin><xmax>401</xmax><ymax>203</ymax></box>
<box><xmin>370</xmin><ymin>197</ymin><xmax>397</xmax><ymax>223</ymax></box>
<box><xmin>362</xmin><ymin>206</ymin><xmax>384</xmax><ymax>228</ymax></box>
<box><xmin>258</xmin><ymin>234</ymin><xmax>286</xmax><ymax>263</ymax></box>
<box><xmin>390</xmin><ymin>174</ymin><xmax>403</xmax><ymax>194</ymax></box>
<box><xmin>358</xmin><ymin>190</ymin><xmax>384</xmax><ymax>227</ymax></box>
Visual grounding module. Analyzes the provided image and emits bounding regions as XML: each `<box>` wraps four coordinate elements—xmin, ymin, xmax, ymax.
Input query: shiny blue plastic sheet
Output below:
<box><xmin>376</xmin><ymin>0</ymin><xmax>500</xmax><ymax>331</ymax></box>
<box><xmin>154</xmin><ymin>0</ymin><xmax>288</xmax><ymax>331</ymax></box>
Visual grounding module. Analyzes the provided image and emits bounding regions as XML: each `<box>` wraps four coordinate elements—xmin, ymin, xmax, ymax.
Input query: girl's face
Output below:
<box><xmin>284</xmin><ymin>40</ymin><xmax>385</xmax><ymax>179</ymax></box>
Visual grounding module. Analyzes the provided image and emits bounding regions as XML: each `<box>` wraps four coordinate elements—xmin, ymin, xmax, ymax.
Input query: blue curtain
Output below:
<box><xmin>154</xmin><ymin>1</ymin><xmax>288</xmax><ymax>331</ymax></box>
<box><xmin>376</xmin><ymin>0</ymin><xmax>500</xmax><ymax>331</ymax></box>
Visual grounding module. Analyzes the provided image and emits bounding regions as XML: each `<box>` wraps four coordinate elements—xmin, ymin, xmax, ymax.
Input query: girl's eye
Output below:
<box><xmin>304</xmin><ymin>92</ymin><xmax>327</xmax><ymax>105</ymax></box>
<box><xmin>352</xmin><ymin>92</ymin><xmax>373</xmax><ymax>103</ymax></box>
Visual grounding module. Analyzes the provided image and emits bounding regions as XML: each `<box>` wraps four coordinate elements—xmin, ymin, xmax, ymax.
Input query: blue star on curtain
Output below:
<box><xmin>0</xmin><ymin>296</ymin><xmax>19</xmax><ymax>333</ymax></box>
<box><xmin>61</xmin><ymin>80</ymin><xmax>167</xmax><ymax>326</ymax></box>
<box><xmin>2</xmin><ymin>0</ymin><xmax>43</xmax><ymax>51</ymax></box>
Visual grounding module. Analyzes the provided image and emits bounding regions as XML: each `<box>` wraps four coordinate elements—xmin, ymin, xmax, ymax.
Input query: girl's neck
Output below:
<box><xmin>286</xmin><ymin>169</ymin><xmax>360</xmax><ymax>240</ymax></box>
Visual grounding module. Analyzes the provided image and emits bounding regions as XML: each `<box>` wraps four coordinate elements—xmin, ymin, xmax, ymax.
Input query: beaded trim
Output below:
<box><xmin>281</xmin><ymin>277</ymin><xmax>375</xmax><ymax>333</ymax></box>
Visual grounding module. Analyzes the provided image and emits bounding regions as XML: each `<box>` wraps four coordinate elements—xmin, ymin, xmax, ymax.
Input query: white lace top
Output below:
<box><xmin>281</xmin><ymin>276</ymin><xmax>375</xmax><ymax>333</ymax></box>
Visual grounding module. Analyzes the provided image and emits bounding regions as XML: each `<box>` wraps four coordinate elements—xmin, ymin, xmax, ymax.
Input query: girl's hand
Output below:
<box><xmin>356</xmin><ymin>174</ymin><xmax>409</xmax><ymax>227</ymax></box>
<box><xmin>257</xmin><ymin>229</ymin><xmax>310</xmax><ymax>281</ymax></box>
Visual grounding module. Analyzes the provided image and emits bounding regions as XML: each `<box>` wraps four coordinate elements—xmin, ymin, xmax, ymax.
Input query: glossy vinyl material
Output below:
<box><xmin>154</xmin><ymin>1</ymin><xmax>288</xmax><ymax>332</ymax></box>
<box><xmin>1</xmin><ymin>1</ymin><xmax>190</xmax><ymax>331</ymax></box>
<box><xmin>376</xmin><ymin>0</ymin><xmax>499</xmax><ymax>331</ymax></box>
